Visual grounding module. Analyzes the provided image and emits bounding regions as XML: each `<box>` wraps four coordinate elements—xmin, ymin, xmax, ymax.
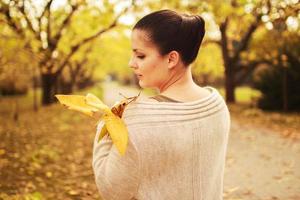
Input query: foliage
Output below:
<box><xmin>92</xmin><ymin>26</ymin><xmax>133</xmax><ymax>83</ymax></box>
<box><xmin>192</xmin><ymin>43</ymin><xmax>224</xmax><ymax>85</ymax></box>
<box><xmin>218</xmin><ymin>86</ymin><xmax>261</xmax><ymax>104</ymax></box>
<box><xmin>253</xmin><ymin>61</ymin><xmax>300</xmax><ymax>111</ymax></box>
<box><xmin>252</xmin><ymin>30</ymin><xmax>300</xmax><ymax>111</ymax></box>
<box><xmin>0</xmin><ymin>34</ymin><xmax>38</xmax><ymax>95</ymax></box>
<box><xmin>0</xmin><ymin>0</ymin><xmax>135</xmax><ymax>104</ymax></box>
<box><xmin>1</xmin><ymin>0</ymin><xmax>299</xmax><ymax>106</ymax></box>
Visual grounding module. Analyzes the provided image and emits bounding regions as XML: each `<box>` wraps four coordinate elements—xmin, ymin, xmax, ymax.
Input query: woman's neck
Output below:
<box><xmin>158</xmin><ymin>66</ymin><xmax>202</xmax><ymax>100</ymax></box>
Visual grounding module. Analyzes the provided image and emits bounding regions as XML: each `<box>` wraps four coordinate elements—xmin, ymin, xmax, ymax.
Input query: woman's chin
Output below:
<box><xmin>138</xmin><ymin>81</ymin><xmax>157</xmax><ymax>90</ymax></box>
<box><xmin>138</xmin><ymin>80</ymin><xmax>146</xmax><ymax>88</ymax></box>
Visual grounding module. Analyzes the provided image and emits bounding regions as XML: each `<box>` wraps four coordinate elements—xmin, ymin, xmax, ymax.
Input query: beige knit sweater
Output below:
<box><xmin>92</xmin><ymin>86</ymin><xmax>230</xmax><ymax>200</ymax></box>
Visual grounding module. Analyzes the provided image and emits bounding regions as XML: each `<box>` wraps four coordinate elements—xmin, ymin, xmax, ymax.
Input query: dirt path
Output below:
<box><xmin>102</xmin><ymin>82</ymin><xmax>300</xmax><ymax>200</ymax></box>
<box><xmin>224</xmin><ymin>122</ymin><xmax>300</xmax><ymax>200</ymax></box>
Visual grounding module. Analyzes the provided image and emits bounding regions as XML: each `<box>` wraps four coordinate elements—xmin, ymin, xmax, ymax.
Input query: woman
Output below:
<box><xmin>93</xmin><ymin>9</ymin><xmax>230</xmax><ymax>200</ymax></box>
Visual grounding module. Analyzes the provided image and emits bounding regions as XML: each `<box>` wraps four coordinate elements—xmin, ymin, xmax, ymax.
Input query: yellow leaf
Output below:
<box><xmin>55</xmin><ymin>94</ymin><xmax>98</xmax><ymax>117</ymax></box>
<box><xmin>68</xmin><ymin>190</ymin><xmax>79</xmax><ymax>195</ymax></box>
<box><xmin>0</xmin><ymin>149</ymin><xmax>5</xmax><ymax>155</ymax></box>
<box><xmin>103</xmin><ymin>113</ymin><xmax>128</xmax><ymax>156</ymax></box>
<box><xmin>85</xmin><ymin>93</ymin><xmax>110</xmax><ymax>112</ymax></box>
<box><xmin>98</xmin><ymin>124</ymin><xmax>108</xmax><ymax>142</ymax></box>
<box><xmin>55</xmin><ymin>92</ymin><xmax>140</xmax><ymax>156</ymax></box>
<box><xmin>46</xmin><ymin>171</ymin><xmax>52</xmax><ymax>178</ymax></box>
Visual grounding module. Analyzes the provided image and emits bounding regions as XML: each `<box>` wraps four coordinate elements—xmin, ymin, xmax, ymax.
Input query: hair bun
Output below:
<box><xmin>133</xmin><ymin>9</ymin><xmax>206</xmax><ymax>66</ymax></box>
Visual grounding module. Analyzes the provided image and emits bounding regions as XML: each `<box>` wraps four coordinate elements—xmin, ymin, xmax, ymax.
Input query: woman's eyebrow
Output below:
<box><xmin>133</xmin><ymin>49</ymin><xmax>143</xmax><ymax>53</ymax></box>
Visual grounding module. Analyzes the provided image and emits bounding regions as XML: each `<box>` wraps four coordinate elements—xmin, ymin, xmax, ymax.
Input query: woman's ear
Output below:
<box><xmin>167</xmin><ymin>51</ymin><xmax>180</xmax><ymax>69</ymax></box>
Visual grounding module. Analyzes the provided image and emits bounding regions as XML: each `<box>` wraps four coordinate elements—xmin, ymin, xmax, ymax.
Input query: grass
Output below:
<box><xmin>0</xmin><ymin>84</ymin><xmax>104</xmax><ymax>116</ymax></box>
<box><xmin>217</xmin><ymin>86</ymin><xmax>261</xmax><ymax>104</ymax></box>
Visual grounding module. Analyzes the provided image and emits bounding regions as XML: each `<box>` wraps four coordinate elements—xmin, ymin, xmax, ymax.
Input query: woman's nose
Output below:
<box><xmin>128</xmin><ymin>57</ymin><xmax>138</xmax><ymax>69</ymax></box>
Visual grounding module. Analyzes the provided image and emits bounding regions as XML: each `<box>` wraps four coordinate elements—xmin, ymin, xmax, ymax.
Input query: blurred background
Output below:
<box><xmin>0</xmin><ymin>0</ymin><xmax>299</xmax><ymax>199</ymax></box>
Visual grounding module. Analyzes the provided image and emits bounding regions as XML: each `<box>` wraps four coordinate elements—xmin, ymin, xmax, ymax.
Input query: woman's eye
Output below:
<box><xmin>137</xmin><ymin>55</ymin><xmax>145</xmax><ymax>59</ymax></box>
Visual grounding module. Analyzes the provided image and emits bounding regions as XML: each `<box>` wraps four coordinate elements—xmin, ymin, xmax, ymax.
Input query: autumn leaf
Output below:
<box><xmin>55</xmin><ymin>92</ymin><xmax>140</xmax><ymax>156</ymax></box>
<box><xmin>55</xmin><ymin>94</ymin><xmax>98</xmax><ymax>117</ymax></box>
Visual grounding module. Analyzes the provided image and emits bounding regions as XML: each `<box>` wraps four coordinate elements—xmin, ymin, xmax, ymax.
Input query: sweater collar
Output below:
<box><xmin>134</xmin><ymin>86</ymin><xmax>217</xmax><ymax>106</ymax></box>
<box><xmin>123</xmin><ymin>87</ymin><xmax>226</xmax><ymax>125</ymax></box>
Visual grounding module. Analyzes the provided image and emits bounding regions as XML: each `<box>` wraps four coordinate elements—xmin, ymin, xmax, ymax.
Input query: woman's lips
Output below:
<box><xmin>136</xmin><ymin>74</ymin><xmax>142</xmax><ymax>78</ymax></box>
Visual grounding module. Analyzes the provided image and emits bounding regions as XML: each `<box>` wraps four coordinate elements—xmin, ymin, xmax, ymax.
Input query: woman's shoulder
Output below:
<box><xmin>123</xmin><ymin>97</ymin><xmax>161</xmax><ymax>116</ymax></box>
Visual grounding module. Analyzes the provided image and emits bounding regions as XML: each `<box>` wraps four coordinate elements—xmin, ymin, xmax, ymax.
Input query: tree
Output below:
<box><xmin>0</xmin><ymin>0</ymin><xmax>135</xmax><ymax>105</ymax></box>
<box><xmin>0</xmin><ymin>34</ymin><xmax>37</xmax><ymax>95</ymax></box>
<box><xmin>208</xmin><ymin>0</ymin><xmax>299</xmax><ymax>103</ymax></box>
<box><xmin>58</xmin><ymin>49</ymin><xmax>97</xmax><ymax>94</ymax></box>
<box><xmin>252</xmin><ymin>16</ymin><xmax>300</xmax><ymax>111</ymax></box>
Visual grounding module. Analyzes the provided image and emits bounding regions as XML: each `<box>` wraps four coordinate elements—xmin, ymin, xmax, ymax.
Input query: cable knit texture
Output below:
<box><xmin>92</xmin><ymin>86</ymin><xmax>230</xmax><ymax>200</ymax></box>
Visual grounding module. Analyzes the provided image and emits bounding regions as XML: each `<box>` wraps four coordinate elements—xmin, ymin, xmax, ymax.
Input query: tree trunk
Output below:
<box><xmin>33</xmin><ymin>75</ymin><xmax>38</xmax><ymax>111</ymax></box>
<box><xmin>282</xmin><ymin>64</ymin><xmax>288</xmax><ymax>112</ymax></box>
<box><xmin>219</xmin><ymin>18</ymin><xmax>236</xmax><ymax>103</ymax></box>
<box><xmin>41</xmin><ymin>73</ymin><xmax>57</xmax><ymax>105</ymax></box>
<box><xmin>224</xmin><ymin>62</ymin><xmax>236</xmax><ymax>103</ymax></box>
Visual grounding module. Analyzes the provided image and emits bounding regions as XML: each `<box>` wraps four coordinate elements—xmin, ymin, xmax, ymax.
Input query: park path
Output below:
<box><xmin>101</xmin><ymin>81</ymin><xmax>300</xmax><ymax>200</ymax></box>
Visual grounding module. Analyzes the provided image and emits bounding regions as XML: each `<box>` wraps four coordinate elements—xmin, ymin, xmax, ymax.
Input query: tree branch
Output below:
<box><xmin>55</xmin><ymin>0</ymin><xmax>135</xmax><ymax>76</ymax></box>
<box><xmin>38</xmin><ymin>0</ymin><xmax>54</xmax><ymax>40</ymax></box>
<box><xmin>18</xmin><ymin>0</ymin><xmax>40</xmax><ymax>40</ymax></box>
<box><xmin>0</xmin><ymin>3</ymin><xmax>24</xmax><ymax>36</ymax></box>
<box><xmin>219</xmin><ymin>17</ymin><xmax>230</xmax><ymax>67</ymax></box>
<box><xmin>231</xmin><ymin>14</ymin><xmax>261</xmax><ymax>63</ymax></box>
<box><xmin>231</xmin><ymin>0</ymin><xmax>272</xmax><ymax>64</ymax></box>
<box><xmin>38</xmin><ymin>0</ymin><xmax>54</xmax><ymax>23</ymax></box>
<box><xmin>50</xmin><ymin>3</ymin><xmax>79</xmax><ymax>51</ymax></box>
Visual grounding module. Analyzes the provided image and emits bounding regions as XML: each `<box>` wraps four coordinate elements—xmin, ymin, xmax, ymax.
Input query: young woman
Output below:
<box><xmin>93</xmin><ymin>9</ymin><xmax>230</xmax><ymax>200</ymax></box>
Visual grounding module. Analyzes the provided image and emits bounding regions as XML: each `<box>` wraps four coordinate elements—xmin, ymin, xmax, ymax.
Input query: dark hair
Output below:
<box><xmin>133</xmin><ymin>9</ymin><xmax>205</xmax><ymax>66</ymax></box>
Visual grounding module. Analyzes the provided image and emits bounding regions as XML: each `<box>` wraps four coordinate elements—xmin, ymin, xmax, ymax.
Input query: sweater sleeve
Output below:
<box><xmin>92</xmin><ymin>121</ymin><xmax>140</xmax><ymax>200</ymax></box>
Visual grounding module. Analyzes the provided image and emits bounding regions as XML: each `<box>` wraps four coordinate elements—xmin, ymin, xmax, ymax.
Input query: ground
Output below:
<box><xmin>0</xmin><ymin>82</ymin><xmax>299</xmax><ymax>200</ymax></box>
